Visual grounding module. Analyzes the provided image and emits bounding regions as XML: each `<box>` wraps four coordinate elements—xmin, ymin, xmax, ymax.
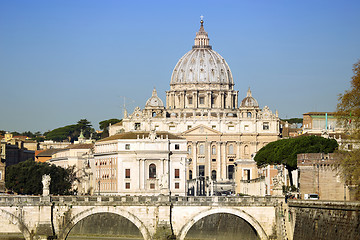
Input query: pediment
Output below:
<box><xmin>182</xmin><ymin>124</ymin><xmax>222</xmax><ymax>136</ymax></box>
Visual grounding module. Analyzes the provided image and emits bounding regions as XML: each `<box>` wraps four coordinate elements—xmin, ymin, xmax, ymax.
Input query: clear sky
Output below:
<box><xmin>1</xmin><ymin>0</ymin><xmax>360</xmax><ymax>133</ymax></box>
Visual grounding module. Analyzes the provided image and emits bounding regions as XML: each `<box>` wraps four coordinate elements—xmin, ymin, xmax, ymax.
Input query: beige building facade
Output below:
<box><xmin>109</xmin><ymin>20</ymin><xmax>280</xmax><ymax>195</ymax></box>
<box><xmin>94</xmin><ymin>131</ymin><xmax>187</xmax><ymax>196</ymax></box>
<box><xmin>50</xmin><ymin>144</ymin><xmax>94</xmax><ymax>195</ymax></box>
<box><xmin>297</xmin><ymin>153</ymin><xmax>352</xmax><ymax>200</ymax></box>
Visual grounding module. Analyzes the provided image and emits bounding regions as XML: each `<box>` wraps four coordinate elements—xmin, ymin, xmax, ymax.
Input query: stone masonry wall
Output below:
<box><xmin>289</xmin><ymin>200</ymin><xmax>360</xmax><ymax>240</ymax></box>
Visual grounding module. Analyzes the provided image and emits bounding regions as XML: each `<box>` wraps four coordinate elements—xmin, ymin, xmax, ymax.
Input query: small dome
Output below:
<box><xmin>170</xmin><ymin>20</ymin><xmax>233</xmax><ymax>87</ymax></box>
<box><xmin>241</xmin><ymin>88</ymin><xmax>259</xmax><ymax>107</ymax></box>
<box><xmin>145</xmin><ymin>88</ymin><xmax>164</xmax><ymax>108</ymax></box>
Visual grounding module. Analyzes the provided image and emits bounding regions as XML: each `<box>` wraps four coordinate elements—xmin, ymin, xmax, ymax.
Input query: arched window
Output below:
<box><xmin>247</xmin><ymin>112</ymin><xmax>252</xmax><ymax>118</ymax></box>
<box><xmin>212</xmin><ymin>145</ymin><xmax>216</xmax><ymax>155</ymax></box>
<box><xmin>149</xmin><ymin>164</ymin><xmax>156</xmax><ymax>179</ymax></box>
<box><xmin>188</xmin><ymin>145</ymin><xmax>192</xmax><ymax>154</ymax></box>
<box><xmin>211</xmin><ymin>170</ymin><xmax>217</xmax><ymax>181</ymax></box>
<box><xmin>189</xmin><ymin>170</ymin><xmax>193</xmax><ymax>179</ymax></box>
<box><xmin>152</xmin><ymin>112</ymin><xmax>156</xmax><ymax>117</ymax></box>
<box><xmin>199</xmin><ymin>144</ymin><xmax>205</xmax><ymax>155</ymax></box>
<box><xmin>244</xmin><ymin>145</ymin><xmax>249</xmax><ymax>155</ymax></box>
<box><xmin>228</xmin><ymin>144</ymin><xmax>234</xmax><ymax>154</ymax></box>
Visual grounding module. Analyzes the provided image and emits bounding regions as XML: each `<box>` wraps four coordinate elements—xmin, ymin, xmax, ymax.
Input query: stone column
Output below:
<box><xmin>205</xmin><ymin>141</ymin><xmax>211</xmax><ymax>178</ymax></box>
<box><xmin>235</xmin><ymin>92</ymin><xmax>238</xmax><ymax>108</ymax></box>
<box><xmin>192</xmin><ymin>141</ymin><xmax>198</xmax><ymax>177</ymax></box>
<box><xmin>138</xmin><ymin>158</ymin><xmax>141</xmax><ymax>190</ymax></box>
<box><xmin>221</xmin><ymin>142</ymin><xmax>227</xmax><ymax>180</ymax></box>
<box><xmin>207</xmin><ymin>91</ymin><xmax>211</xmax><ymax>108</ymax></box>
<box><xmin>142</xmin><ymin>159</ymin><xmax>146</xmax><ymax>190</ymax></box>
<box><xmin>216</xmin><ymin>142</ymin><xmax>221</xmax><ymax>181</ymax></box>
<box><xmin>220</xmin><ymin>92</ymin><xmax>224</xmax><ymax>109</ymax></box>
<box><xmin>237</xmin><ymin>142</ymin><xmax>241</xmax><ymax>159</ymax></box>
<box><xmin>166</xmin><ymin>92</ymin><xmax>169</xmax><ymax>109</ymax></box>
<box><xmin>172</xmin><ymin>92</ymin><xmax>176</xmax><ymax>109</ymax></box>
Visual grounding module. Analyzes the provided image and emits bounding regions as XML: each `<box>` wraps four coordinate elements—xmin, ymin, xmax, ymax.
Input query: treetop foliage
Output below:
<box><xmin>5</xmin><ymin>159</ymin><xmax>73</xmax><ymax>195</ymax></box>
<box><xmin>44</xmin><ymin>119</ymin><xmax>96</xmax><ymax>142</ymax></box>
<box><xmin>281</xmin><ymin>118</ymin><xmax>303</xmax><ymax>124</ymax></box>
<box><xmin>99</xmin><ymin>118</ymin><xmax>122</xmax><ymax>138</ymax></box>
<box><xmin>337</xmin><ymin>59</ymin><xmax>360</xmax><ymax>139</ymax></box>
<box><xmin>254</xmin><ymin>135</ymin><xmax>338</xmax><ymax>170</ymax></box>
<box><xmin>336</xmin><ymin>59</ymin><xmax>360</xmax><ymax>199</ymax></box>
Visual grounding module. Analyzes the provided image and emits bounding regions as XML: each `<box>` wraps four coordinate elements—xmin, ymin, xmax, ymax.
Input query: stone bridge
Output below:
<box><xmin>0</xmin><ymin>195</ymin><xmax>285</xmax><ymax>240</ymax></box>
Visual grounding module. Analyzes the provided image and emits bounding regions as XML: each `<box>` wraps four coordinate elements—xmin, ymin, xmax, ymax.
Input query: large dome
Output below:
<box><xmin>170</xmin><ymin>20</ymin><xmax>234</xmax><ymax>87</ymax></box>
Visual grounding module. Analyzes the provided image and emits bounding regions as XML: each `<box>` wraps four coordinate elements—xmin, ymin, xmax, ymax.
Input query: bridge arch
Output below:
<box><xmin>177</xmin><ymin>208</ymin><xmax>268</xmax><ymax>240</ymax></box>
<box><xmin>59</xmin><ymin>206</ymin><xmax>151</xmax><ymax>240</ymax></box>
<box><xmin>0</xmin><ymin>208</ymin><xmax>31</xmax><ymax>240</ymax></box>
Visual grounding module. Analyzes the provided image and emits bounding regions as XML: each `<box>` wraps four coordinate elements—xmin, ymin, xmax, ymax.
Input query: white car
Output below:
<box><xmin>308</xmin><ymin>194</ymin><xmax>319</xmax><ymax>200</ymax></box>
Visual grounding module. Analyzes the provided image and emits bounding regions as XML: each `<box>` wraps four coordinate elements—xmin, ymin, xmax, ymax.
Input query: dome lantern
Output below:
<box><xmin>193</xmin><ymin>18</ymin><xmax>211</xmax><ymax>49</ymax></box>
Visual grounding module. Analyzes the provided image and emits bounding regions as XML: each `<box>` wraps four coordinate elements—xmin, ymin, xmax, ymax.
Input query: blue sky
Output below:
<box><xmin>1</xmin><ymin>0</ymin><xmax>360</xmax><ymax>132</ymax></box>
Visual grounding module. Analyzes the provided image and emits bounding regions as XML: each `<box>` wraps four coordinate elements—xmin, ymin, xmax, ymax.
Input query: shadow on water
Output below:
<box><xmin>66</xmin><ymin>213</ymin><xmax>143</xmax><ymax>240</ymax></box>
<box><xmin>185</xmin><ymin>213</ymin><xmax>260</xmax><ymax>240</ymax></box>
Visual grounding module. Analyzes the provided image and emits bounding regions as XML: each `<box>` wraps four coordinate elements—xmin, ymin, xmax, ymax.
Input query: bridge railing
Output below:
<box><xmin>0</xmin><ymin>195</ymin><xmax>284</xmax><ymax>206</ymax></box>
<box><xmin>0</xmin><ymin>195</ymin><xmax>42</xmax><ymax>205</ymax></box>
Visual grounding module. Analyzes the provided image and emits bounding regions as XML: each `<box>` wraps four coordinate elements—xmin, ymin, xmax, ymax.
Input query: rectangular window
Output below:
<box><xmin>228</xmin><ymin>125</ymin><xmax>235</xmax><ymax>131</ymax></box>
<box><xmin>244</xmin><ymin>125</ymin><xmax>249</xmax><ymax>131</ymax></box>
<box><xmin>169</xmin><ymin>126</ymin><xmax>175</xmax><ymax>131</ymax></box>
<box><xmin>188</xmin><ymin>97</ymin><xmax>193</xmax><ymax>104</ymax></box>
<box><xmin>150</xmin><ymin>183</ymin><xmax>155</xmax><ymax>189</ymax></box>
<box><xmin>228</xmin><ymin>165</ymin><xmax>235</xmax><ymax>180</ymax></box>
<box><xmin>155</xmin><ymin>125</ymin><xmax>159</xmax><ymax>130</ymax></box>
<box><xmin>175</xmin><ymin>169</ymin><xmax>180</xmax><ymax>178</ymax></box>
<box><xmin>263</xmin><ymin>122</ymin><xmax>269</xmax><ymax>130</ymax></box>
<box><xmin>187</xmin><ymin>125</ymin><xmax>192</xmax><ymax>130</ymax></box>
<box><xmin>135</xmin><ymin>123</ymin><xmax>140</xmax><ymax>130</ymax></box>
<box><xmin>125</xmin><ymin>182</ymin><xmax>130</xmax><ymax>189</ymax></box>
<box><xmin>175</xmin><ymin>182</ymin><xmax>180</xmax><ymax>189</ymax></box>
<box><xmin>198</xmin><ymin>165</ymin><xmax>205</xmax><ymax>177</ymax></box>
<box><xmin>175</xmin><ymin>144</ymin><xmax>180</xmax><ymax>150</ymax></box>
<box><xmin>212</xmin><ymin>158</ymin><xmax>216</xmax><ymax>162</ymax></box>
<box><xmin>125</xmin><ymin>144</ymin><xmax>130</xmax><ymax>150</ymax></box>
<box><xmin>199</xmin><ymin>97</ymin><xmax>205</xmax><ymax>105</ymax></box>
<box><xmin>125</xmin><ymin>169</ymin><xmax>130</xmax><ymax>178</ymax></box>
<box><xmin>212</xmin><ymin>125</ymin><xmax>216</xmax><ymax>129</ymax></box>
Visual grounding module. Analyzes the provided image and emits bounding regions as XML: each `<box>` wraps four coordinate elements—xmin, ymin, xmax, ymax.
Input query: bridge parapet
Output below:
<box><xmin>0</xmin><ymin>195</ymin><xmax>284</xmax><ymax>206</ymax></box>
<box><xmin>0</xmin><ymin>195</ymin><xmax>42</xmax><ymax>206</ymax></box>
<box><xmin>288</xmin><ymin>199</ymin><xmax>360</xmax><ymax>210</ymax></box>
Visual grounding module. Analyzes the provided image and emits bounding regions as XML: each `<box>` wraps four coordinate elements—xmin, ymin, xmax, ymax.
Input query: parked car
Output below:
<box><xmin>307</xmin><ymin>194</ymin><xmax>319</xmax><ymax>200</ymax></box>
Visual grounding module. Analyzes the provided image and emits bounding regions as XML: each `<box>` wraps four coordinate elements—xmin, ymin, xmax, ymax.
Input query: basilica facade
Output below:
<box><xmin>109</xmin><ymin>20</ymin><xmax>280</xmax><ymax>194</ymax></box>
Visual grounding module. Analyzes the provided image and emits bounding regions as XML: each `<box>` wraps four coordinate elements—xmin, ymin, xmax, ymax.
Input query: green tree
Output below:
<box><xmin>44</xmin><ymin>119</ymin><xmax>97</xmax><ymax>142</ymax></box>
<box><xmin>5</xmin><ymin>159</ymin><xmax>73</xmax><ymax>195</ymax></box>
<box><xmin>336</xmin><ymin>59</ymin><xmax>360</xmax><ymax>199</ymax></box>
<box><xmin>76</xmin><ymin>119</ymin><xmax>93</xmax><ymax>139</ymax></box>
<box><xmin>44</xmin><ymin>124</ymin><xmax>78</xmax><ymax>142</ymax></box>
<box><xmin>254</xmin><ymin>135</ymin><xmax>338</xmax><ymax>186</ymax></box>
<box><xmin>281</xmin><ymin>118</ymin><xmax>303</xmax><ymax>125</ymax></box>
<box><xmin>99</xmin><ymin>118</ymin><xmax>122</xmax><ymax>138</ymax></box>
